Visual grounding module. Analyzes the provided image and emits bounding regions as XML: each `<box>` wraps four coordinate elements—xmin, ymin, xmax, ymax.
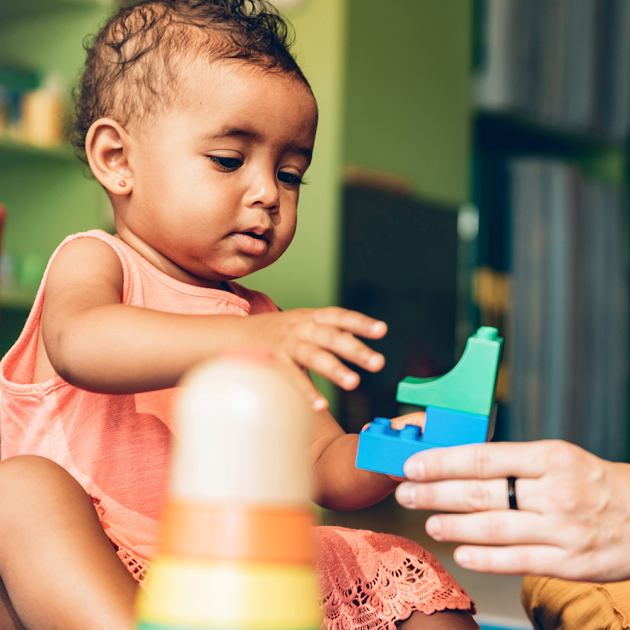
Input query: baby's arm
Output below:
<box><xmin>309</xmin><ymin>410</ymin><xmax>425</xmax><ymax>510</ymax></box>
<box><xmin>38</xmin><ymin>238</ymin><xmax>385</xmax><ymax>409</ymax></box>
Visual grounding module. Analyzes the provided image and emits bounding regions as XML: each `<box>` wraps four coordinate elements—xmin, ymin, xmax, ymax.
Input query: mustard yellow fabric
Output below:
<box><xmin>522</xmin><ymin>575</ymin><xmax>630</xmax><ymax>630</ymax></box>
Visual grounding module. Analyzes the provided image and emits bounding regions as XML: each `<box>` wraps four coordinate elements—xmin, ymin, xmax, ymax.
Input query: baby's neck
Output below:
<box><xmin>113</xmin><ymin>228</ymin><xmax>226</xmax><ymax>290</ymax></box>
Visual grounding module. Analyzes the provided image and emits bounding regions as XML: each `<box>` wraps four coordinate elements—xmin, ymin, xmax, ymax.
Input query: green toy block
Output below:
<box><xmin>396</xmin><ymin>327</ymin><xmax>503</xmax><ymax>416</ymax></box>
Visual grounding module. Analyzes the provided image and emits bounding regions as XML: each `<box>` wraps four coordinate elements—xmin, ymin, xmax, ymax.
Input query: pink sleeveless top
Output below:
<box><xmin>0</xmin><ymin>230</ymin><xmax>278</xmax><ymax>561</ymax></box>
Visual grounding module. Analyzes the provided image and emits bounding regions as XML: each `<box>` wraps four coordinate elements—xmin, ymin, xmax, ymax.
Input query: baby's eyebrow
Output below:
<box><xmin>287</xmin><ymin>142</ymin><xmax>313</xmax><ymax>163</ymax></box>
<box><xmin>202</xmin><ymin>126</ymin><xmax>313</xmax><ymax>162</ymax></box>
<box><xmin>204</xmin><ymin>126</ymin><xmax>260</xmax><ymax>142</ymax></box>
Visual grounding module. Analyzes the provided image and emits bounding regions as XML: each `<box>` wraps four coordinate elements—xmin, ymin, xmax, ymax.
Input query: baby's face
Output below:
<box><xmin>119</xmin><ymin>60</ymin><xmax>317</xmax><ymax>287</ymax></box>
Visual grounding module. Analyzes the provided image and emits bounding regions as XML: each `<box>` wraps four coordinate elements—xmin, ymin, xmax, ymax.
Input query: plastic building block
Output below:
<box><xmin>356</xmin><ymin>327</ymin><xmax>503</xmax><ymax>477</ymax></box>
<box><xmin>396</xmin><ymin>326</ymin><xmax>503</xmax><ymax>416</ymax></box>
<box><xmin>356</xmin><ymin>406</ymin><xmax>497</xmax><ymax>477</ymax></box>
<box><xmin>356</xmin><ymin>418</ymin><xmax>430</xmax><ymax>476</ymax></box>
<box><xmin>423</xmin><ymin>405</ymin><xmax>496</xmax><ymax>446</ymax></box>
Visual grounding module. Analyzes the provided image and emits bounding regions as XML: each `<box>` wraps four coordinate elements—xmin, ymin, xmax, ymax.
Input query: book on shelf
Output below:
<box><xmin>476</xmin><ymin>0</ymin><xmax>630</xmax><ymax>142</ymax></box>
<box><xmin>507</xmin><ymin>158</ymin><xmax>628</xmax><ymax>460</ymax></box>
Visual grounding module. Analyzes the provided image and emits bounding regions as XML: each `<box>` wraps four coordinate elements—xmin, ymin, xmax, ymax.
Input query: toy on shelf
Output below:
<box><xmin>356</xmin><ymin>327</ymin><xmax>503</xmax><ymax>477</ymax></box>
<box><xmin>135</xmin><ymin>351</ymin><xmax>320</xmax><ymax>630</ymax></box>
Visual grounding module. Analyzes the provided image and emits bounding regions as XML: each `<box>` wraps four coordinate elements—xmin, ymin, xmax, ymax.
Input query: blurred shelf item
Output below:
<box><xmin>0</xmin><ymin>135</ymin><xmax>75</xmax><ymax>162</ymax></box>
<box><xmin>472</xmin><ymin>266</ymin><xmax>510</xmax><ymax>315</ymax></box>
<box><xmin>1</xmin><ymin>287</ymin><xmax>36</xmax><ymax>310</ymax></box>
<box><xmin>0</xmin><ymin>0</ymin><xmax>111</xmax><ymax>20</ymax></box>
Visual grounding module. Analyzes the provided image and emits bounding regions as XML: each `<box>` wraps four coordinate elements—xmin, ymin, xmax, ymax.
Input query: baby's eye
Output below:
<box><xmin>278</xmin><ymin>170</ymin><xmax>304</xmax><ymax>186</ymax></box>
<box><xmin>208</xmin><ymin>156</ymin><xmax>243</xmax><ymax>170</ymax></box>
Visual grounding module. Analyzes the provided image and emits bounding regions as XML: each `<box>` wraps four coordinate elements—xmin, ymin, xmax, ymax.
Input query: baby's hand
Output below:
<box><xmin>249</xmin><ymin>307</ymin><xmax>386</xmax><ymax>410</ymax></box>
<box><xmin>361</xmin><ymin>411</ymin><xmax>426</xmax><ymax>433</ymax></box>
<box><xmin>390</xmin><ymin>411</ymin><xmax>426</xmax><ymax>431</ymax></box>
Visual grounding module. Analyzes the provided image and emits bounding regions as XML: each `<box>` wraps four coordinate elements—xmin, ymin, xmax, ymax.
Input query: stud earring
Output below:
<box><xmin>118</xmin><ymin>180</ymin><xmax>127</xmax><ymax>188</ymax></box>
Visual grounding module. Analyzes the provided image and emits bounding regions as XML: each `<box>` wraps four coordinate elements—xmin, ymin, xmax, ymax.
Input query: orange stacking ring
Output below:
<box><xmin>161</xmin><ymin>501</ymin><xmax>315</xmax><ymax>563</ymax></box>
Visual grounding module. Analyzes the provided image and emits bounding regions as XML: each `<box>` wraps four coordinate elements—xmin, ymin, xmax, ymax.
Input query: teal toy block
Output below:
<box><xmin>356</xmin><ymin>406</ymin><xmax>497</xmax><ymax>477</ymax></box>
<box><xmin>396</xmin><ymin>326</ymin><xmax>503</xmax><ymax>416</ymax></box>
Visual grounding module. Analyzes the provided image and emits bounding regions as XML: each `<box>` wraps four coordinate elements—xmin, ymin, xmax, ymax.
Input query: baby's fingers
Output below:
<box><xmin>313</xmin><ymin>307</ymin><xmax>387</xmax><ymax>340</ymax></box>
<box><xmin>303</xmin><ymin>323</ymin><xmax>384</xmax><ymax>373</ymax></box>
<box><xmin>287</xmin><ymin>364</ymin><xmax>329</xmax><ymax>411</ymax></box>
<box><xmin>292</xmin><ymin>340</ymin><xmax>362</xmax><ymax>391</ymax></box>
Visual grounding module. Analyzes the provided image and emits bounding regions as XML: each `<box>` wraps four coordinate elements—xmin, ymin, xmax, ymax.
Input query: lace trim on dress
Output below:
<box><xmin>90</xmin><ymin>495</ymin><xmax>154</xmax><ymax>588</ymax></box>
<box><xmin>314</xmin><ymin>527</ymin><xmax>475</xmax><ymax>630</ymax></box>
<box><xmin>109</xmin><ymin>539</ymin><xmax>154</xmax><ymax>587</ymax></box>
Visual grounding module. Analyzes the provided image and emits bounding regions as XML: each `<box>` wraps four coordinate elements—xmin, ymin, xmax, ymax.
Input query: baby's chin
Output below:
<box><xmin>199</xmin><ymin>257</ymin><xmax>278</xmax><ymax>285</ymax></box>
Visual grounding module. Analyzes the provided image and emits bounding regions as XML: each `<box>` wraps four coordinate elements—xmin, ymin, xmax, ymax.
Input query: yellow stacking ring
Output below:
<box><xmin>136</xmin><ymin>557</ymin><xmax>320</xmax><ymax>629</ymax></box>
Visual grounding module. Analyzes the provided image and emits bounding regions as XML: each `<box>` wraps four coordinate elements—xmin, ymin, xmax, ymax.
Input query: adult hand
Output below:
<box><xmin>395</xmin><ymin>440</ymin><xmax>630</xmax><ymax>582</ymax></box>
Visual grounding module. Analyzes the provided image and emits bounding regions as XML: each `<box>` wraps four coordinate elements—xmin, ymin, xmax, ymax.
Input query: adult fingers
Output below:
<box><xmin>455</xmin><ymin>544</ymin><xmax>630</xmax><ymax>582</ymax></box>
<box><xmin>451</xmin><ymin>544</ymin><xmax>570</xmax><ymax>577</ymax></box>
<box><xmin>313</xmin><ymin>307</ymin><xmax>388</xmax><ymax>340</ymax></box>
<box><xmin>396</xmin><ymin>478</ymin><xmax>529</xmax><ymax>512</ymax></box>
<box><xmin>424</xmin><ymin>510</ymin><xmax>559</xmax><ymax>546</ymax></box>
<box><xmin>402</xmin><ymin>441</ymin><xmax>567</xmax><ymax>482</ymax></box>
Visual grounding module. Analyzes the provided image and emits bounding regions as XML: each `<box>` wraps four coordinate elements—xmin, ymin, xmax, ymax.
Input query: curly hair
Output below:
<box><xmin>71</xmin><ymin>0</ymin><xmax>310</xmax><ymax>163</ymax></box>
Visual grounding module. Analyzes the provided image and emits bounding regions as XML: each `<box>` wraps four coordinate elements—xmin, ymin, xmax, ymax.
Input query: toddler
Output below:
<box><xmin>0</xmin><ymin>2</ymin><xmax>478</xmax><ymax>629</ymax></box>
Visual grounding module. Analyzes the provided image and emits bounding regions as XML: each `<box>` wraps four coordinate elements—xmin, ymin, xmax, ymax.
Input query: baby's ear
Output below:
<box><xmin>85</xmin><ymin>118</ymin><xmax>133</xmax><ymax>196</ymax></box>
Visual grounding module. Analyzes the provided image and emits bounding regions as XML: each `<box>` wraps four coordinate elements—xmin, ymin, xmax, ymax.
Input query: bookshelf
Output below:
<box><xmin>472</xmin><ymin>0</ymin><xmax>630</xmax><ymax>460</ymax></box>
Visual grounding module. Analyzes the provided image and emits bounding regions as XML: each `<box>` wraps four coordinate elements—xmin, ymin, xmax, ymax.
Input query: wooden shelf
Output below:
<box><xmin>0</xmin><ymin>0</ymin><xmax>110</xmax><ymax>21</ymax></box>
<box><xmin>1</xmin><ymin>288</ymin><xmax>36</xmax><ymax>310</ymax></box>
<box><xmin>475</xmin><ymin>110</ymin><xmax>628</xmax><ymax>186</ymax></box>
<box><xmin>0</xmin><ymin>136</ymin><xmax>77</xmax><ymax>163</ymax></box>
<box><xmin>475</xmin><ymin>110</ymin><xmax>626</xmax><ymax>156</ymax></box>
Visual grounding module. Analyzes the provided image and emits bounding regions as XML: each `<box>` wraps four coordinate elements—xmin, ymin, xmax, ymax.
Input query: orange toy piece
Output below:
<box><xmin>134</xmin><ymin>352</ymin><xmax>321</xmax><ymax>630</ymax></box>
<box><xmin>161</xmin><ymin>502</ymin><xmax>315</xmax><ymax>563</ymax></box>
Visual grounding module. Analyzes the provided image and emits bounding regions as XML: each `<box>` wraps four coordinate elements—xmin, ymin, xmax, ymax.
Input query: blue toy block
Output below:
<box><xmin>355</xmin><ymin>406</ymin><xmax>497</xmax><ymax>477</ymax></box>
<box><xmin>423</xmin><ymin>406</ymin><xmax>495</xmax><ymax>446</ymax></box>
<box><xmin>356</xmin><ymin>418</ymin><xmax>430</xmax><ymax>477</ymax></box>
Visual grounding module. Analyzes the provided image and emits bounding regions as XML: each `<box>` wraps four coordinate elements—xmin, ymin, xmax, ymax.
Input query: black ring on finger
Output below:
<box><xmin>507</xmin><ymin>476</ymin><xmax>518</xmax><ymax>510</ymax></box>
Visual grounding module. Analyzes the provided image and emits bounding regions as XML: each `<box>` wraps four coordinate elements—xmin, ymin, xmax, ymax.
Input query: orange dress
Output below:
<box><xmin>0</xmin><ymin>230</ymin><xmax>474</xmax><ymax>628</ymax></box>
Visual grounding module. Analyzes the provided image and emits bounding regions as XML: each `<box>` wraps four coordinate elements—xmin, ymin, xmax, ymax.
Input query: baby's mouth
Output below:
<box><xmin>231</xmin><ymin>230</ymin><xmax>271</xmax><ymax>255</ymax></box>
<box><xmin>242</xmin><ymin>231</ymin><xmax>267</xmax><ymax>241</ymax></box>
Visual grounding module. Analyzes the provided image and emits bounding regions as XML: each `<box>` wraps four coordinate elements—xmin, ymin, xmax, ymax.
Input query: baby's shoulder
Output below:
<box><xmin>46</xmin><ymin>232</ymin><xmax>124</xmax><ymax>300</ymax></box>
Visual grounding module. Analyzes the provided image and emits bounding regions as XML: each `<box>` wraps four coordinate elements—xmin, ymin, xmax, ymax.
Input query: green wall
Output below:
<box><xmin>343</xmin><ymin>0</ymin><xmax>473</xmax><ymax>206</ymax></box>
